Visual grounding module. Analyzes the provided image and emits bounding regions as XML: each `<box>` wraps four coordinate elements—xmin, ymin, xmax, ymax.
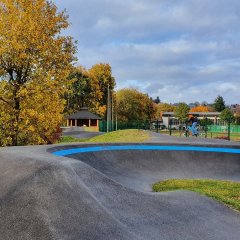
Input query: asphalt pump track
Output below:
<box><xmin>1</xmin><ymin>141</ymin><xmax>240</xmax><ymax>239</ymax></box>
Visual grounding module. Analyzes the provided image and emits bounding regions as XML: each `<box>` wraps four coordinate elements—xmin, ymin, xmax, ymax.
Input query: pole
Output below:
<box><xmin>228</xmin><ymin>122</ymin><xmax>230</xmax><ymax>140</ymax></box>
<box><xmin>111</xmin><ymin>90</ymin><xmax>114</xmax><ymax>132</ymax></box>
<box><xmin>169</xmin><ymin>120</ymin><xmax>172</xmax><ymax>136</ymax></box>
<box><xmin>107</xmin><ymin>84</ymin><xmax>111</xmax><ymax>132</ymax></box>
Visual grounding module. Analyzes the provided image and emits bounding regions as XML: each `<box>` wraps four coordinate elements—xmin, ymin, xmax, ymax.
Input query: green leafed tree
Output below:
<box><xmin>235</xmin><ymin>113</ymin><xmax>240</xmax><ymax>125</ymax></box>
<box><xmin>220</xmin><ymin>108</ymin><xmax>235</xmax><ymax>123</ymax></box>
<box><xmin>199</xmin><ymin>118</ymin><xmax>213</xmax><ymax>127</ymax></box>
<box><xmin>174</xmin><ymin>103</ymin><xmax>190</xmax><ymax>122</ymax></box>
<box><xmin>214</xmin><ymin>95</ymin><xmax>226</xmax><ymax>112</ymax></box>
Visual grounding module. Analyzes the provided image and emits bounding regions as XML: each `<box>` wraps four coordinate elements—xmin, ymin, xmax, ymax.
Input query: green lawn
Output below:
<box><xmin>58</xmin><ymin>129</ymin><xmax>150</xmax><ymax>143</ymax></box>
<box><xmin>58</xmin><ymin>136</ymin><xmax>88</xmax><ymax>143</ymax></box>
<box><xmin>89</xmin><ymin>129</ymin><xmax>150</xmax><ymax>142</ymax></box>
<box><xmin>153</xmin><ymin>179</ymin><xmax>240</xmax><ymax>211</ymax></box>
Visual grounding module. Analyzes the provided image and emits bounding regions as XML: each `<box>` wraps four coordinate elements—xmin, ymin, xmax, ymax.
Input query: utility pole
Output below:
<box><xmin>111</xmin><ymin>90</ymin><xmax>114</xmax><ymax>131</ymax></box>
<box><xmin>107</xmin><ymin>84</ymin><xmax>111</xmax><ymax>132</ymax></box>
<box><xmin>116</xmin><ymin>111</ymin><xmax>118</xmax><ymax>131</ymax></box>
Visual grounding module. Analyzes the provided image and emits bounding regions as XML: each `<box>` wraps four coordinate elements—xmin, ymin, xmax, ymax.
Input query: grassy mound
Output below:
<box><xmin>153</xmin><ymin>179</ymin><xmax>240</xmax><ymax>211</ymax></box>
<box><xmin>89</xmin><ymin>129</ymin><xmax>150</xmax><ymax>142</ymax></box>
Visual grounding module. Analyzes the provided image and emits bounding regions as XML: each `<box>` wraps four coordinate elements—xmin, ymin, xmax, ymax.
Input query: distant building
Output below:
<box><xmin>230</xmin><ymin>104</ymin><xmax>240</xmax><ymax>114</ymax></box>
<box><xmin>66</xmin><ymin>107</ymin><xmax>101</xmax><ymax>131</ymax></box>
<box><xmin>162</xmin><ymin>112</ymin><xmax>221</xmax><ymax>129</ymax></box>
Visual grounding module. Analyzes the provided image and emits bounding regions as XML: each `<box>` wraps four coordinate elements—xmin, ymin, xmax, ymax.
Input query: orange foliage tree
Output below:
<box><xmin>190</xmin><ymin>105</ymin><xmax>210</xmax><ymax>112</ymax></box>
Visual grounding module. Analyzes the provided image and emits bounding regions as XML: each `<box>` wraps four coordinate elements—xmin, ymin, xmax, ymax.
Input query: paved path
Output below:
<box><xmin>62</xmin><ymin>126</ymin><xmax>103</xmax><ymax>139</ymax></box>
<box><xmin>0</xmin><ymin>134</ymin><xmax>240</xmax><ymax>240</ymax></box>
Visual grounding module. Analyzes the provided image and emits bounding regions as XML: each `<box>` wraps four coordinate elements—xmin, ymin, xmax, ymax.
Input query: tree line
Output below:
<box><xmin>0</xmin><ymin>0</ymin><xmax>239</xmax><ymax>146</ymax></box>
<box><xmin>0</xmin><ymin>0</ymin><xmax>117</xmax><ymax>146</ymax></box>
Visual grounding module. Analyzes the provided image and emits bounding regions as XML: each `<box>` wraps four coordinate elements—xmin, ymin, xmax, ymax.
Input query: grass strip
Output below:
<box><xmin>58</xmin><ymin>136</ymin><xmax>88</xmax><ymax>143</ymax></box>
<box><xmin>153</xmin><ymin>179</ymin><xmax>240</xmax><ymax>211</ymax></box>
<box><xmin>89</xmin><ymin>129</ymin><xmax>150</xmax><ymax>142</ymax></box>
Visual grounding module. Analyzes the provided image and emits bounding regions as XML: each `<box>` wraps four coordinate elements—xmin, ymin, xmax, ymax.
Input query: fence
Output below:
<box><xmin>208</xmin><ymin>124</ymin><xmax>240</xmax><ymax>133</ymax></box>
<box><xmin>99</xmin><ymin>120</ymin><xmax>151</xmax><ymax>132</ymax></box>
<box><xmin>205</xmin><ymin>124</ymin><xmax>240</xmax><ymax>141</ymax></box>
<box><xmin>99</xmin><ymin>120</ymin><xmax>240</xmax><ymax>141</ymax></box>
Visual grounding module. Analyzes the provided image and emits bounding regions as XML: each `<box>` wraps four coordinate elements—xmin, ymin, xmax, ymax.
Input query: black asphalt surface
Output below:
<box><xmin>62</xmin><ymin>127</ymin><xmax>103</xmax><ymax>139</ymax></box>
<box><xmin>0</xmin><ymin>133</ymin><xmax>240</xmax><ymax>240</ymax></box>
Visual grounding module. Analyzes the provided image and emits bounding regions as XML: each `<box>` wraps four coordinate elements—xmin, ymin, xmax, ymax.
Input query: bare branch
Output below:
<box><xmin>0</xmin><ymin>96</ymin><xmax>11</xmax><ymax>106</ymax></box>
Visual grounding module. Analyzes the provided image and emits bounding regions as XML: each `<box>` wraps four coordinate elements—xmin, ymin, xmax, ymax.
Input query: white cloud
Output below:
<box><xmin>54</xmin><ymin>0</ymin><xmax>240</xmax><ymax>104</ymax></box>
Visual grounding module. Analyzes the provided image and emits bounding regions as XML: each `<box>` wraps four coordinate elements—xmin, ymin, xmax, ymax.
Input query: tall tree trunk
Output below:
<box><xmin>12</xmin><ymin>85</ymin><xmax>20</xmax><ymax>146</ymax></box>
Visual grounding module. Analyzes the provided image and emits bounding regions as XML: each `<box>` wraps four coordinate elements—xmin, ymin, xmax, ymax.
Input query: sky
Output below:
<box><xmin>53</xmin><ymin>0</ymin><xmax>240</xmax><ymax>104</ymax></box>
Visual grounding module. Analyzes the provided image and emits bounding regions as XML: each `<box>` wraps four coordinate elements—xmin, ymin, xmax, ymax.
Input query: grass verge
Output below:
<box><xmin>89</xmin><ymin>129</ymin><xmax>150</xmax><ymax>142</ymax></box>
<box><xmin>58</xmin><ymin>136</ymin><xmax>88</xmax><ymax>143</ymax></box>
<box><xmin>153</xmin><ymin>179</ymin><xmax>240</xmax><ymax>211</ymax></box>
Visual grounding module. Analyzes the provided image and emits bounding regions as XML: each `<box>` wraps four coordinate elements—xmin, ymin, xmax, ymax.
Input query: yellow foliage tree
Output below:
<box><xmin>155</xmin><ymin>103</ymin><xmax>176</xmax><ymax>119</ymax></box>
<box><xmin>67</xmin><ymin>63</ymin><xmax>115</xmax><ymax>118</ymax></box>
<box><xmin>88</xmin><ymin>63</ymin><xmax>115</xmax><ymax>117</ymax></box>
<box><xmin>67</xmin><ymin>66</ymin><xmax>104</xmax><ymax>115</ymax></box>
<box><xmin>116</xmin><ymin>88</ymin><xmax>155</xmax><ymax>122</ymax></box>
<box><xmin>0</xmin><ymin>0</ymin><xmax>76</xmax><ymax>146</ymax></box>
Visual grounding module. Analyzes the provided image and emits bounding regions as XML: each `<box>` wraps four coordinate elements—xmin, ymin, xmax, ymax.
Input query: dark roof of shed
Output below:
<box><xmin>67</xmin><ymin>108</ymin><xmax>101</xmax><ymax>120</ymax></box>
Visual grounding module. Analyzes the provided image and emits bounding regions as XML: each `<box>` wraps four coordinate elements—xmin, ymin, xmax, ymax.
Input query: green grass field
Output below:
<box><xmin>153</xmin><ymin>179</ymin><xmax>240</xmax><ymax>211</ymax></box>
<box><xmin>89</xmin><ymin>129</ymin><xmax>150</xmax><ymax>142</ymax></box>
<box><xmin>59</xmin><ymin>129</ymin><xmax>150</xmax><ymax>143</ymax></box>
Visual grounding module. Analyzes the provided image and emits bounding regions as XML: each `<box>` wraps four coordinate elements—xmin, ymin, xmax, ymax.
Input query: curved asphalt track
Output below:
<box><xmin>0</xmin><ymin>134</ymin><xmax>240</xmax><ymax>240</ymax></box>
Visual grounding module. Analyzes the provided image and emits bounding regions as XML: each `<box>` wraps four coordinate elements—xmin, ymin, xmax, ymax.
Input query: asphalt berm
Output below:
<box><xmin>0</xmin><ymin>133</ymin><xmax>240</xmax><ymax>240</ymax></box>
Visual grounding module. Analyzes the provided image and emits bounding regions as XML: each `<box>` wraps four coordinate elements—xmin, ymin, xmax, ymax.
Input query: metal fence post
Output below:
<box><xmin>228</xmin><ymin>122</ymin><xmax>230</xmax><ymax>140</ymax></box>
<box><xmin>169</xmin><ymin>120</ymin><xmax>172</xmax><ymax>136</ymax></box>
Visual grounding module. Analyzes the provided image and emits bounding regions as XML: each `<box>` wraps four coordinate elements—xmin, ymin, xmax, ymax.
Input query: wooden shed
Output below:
<box><xmin>66</xmin><ymin>107</ymin><xmax>101</xmax><ymax>131</ymax></box>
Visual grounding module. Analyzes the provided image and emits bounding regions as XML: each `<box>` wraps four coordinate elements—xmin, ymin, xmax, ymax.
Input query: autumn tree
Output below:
<box><xmin>155</xmin><ymin>103</ymin><xmax>175</xmax><ymax>119</ymax></box>
<box><xmin>0</xmin><ymin>0</ymin><xmax>76</xmax><ymax>146</ymax></box>
<box><xmin>116</xmin><ymin>88</ymin><xmax>155</xmax><ymax>122</ymax></box>
<box><xmin>66</xmin><ymin>63</ymin><xmax>115</xmax><ymax>118</ymax></box>
<box><xmin>190</xmin><ymin>105</ymin><xmax>210</xmax><ymax>112</ymax></box>
<box><xmin>65</xmin><ymin>66</ymin><xmax>101</xmax><ymax>114</ymax></box>
<box><xmin>88</xmin><ymin>63</ymin><xmax>115</xmax><ymax>117</ymax></box>
<box><xmin>214</xmin><ymin>95</ymin><xmax>226</xmax><ymax>112</ymax></box>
